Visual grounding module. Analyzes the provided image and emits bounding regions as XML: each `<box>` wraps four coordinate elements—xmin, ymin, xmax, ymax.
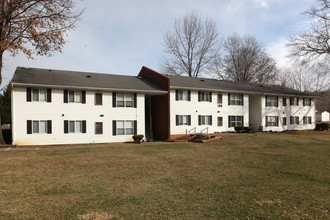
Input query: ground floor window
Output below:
<box><xmin>290</xmin><ymin>116</ymin><xmax>299</xmax><ymax>125</ymax></box>
<box><xmin>217</xmin><ymin>117</ymin><xmax>223</xmax><ymax>127</ymax></box>
<box><xmin>27</xmin><ymin>120</ymin><xmax>52</xmax><ymax>134</ymax></box>
<box><xmin>95</xmin><ymin>122</ymin><xmax>103</xmax><ymax>134</ymax></box>
<box><xmin>113</xmin><ymin>120</ymin><xmax>137</xmax><ymax>136</ymax></box>
<box><xmin>266</xmin><ymin>116</ymin><xmax>279</xmax><ymax>127</ymax></box>
<box><xmin>64</xmin><ymin>120</ymin><xmax>86</xmax><ymax>134</ymax></box>
<box><xmin>198</xmin><ymin>115</ymin><xmax>212</xmax><ymax>125</ymax></box>
<box><xmin>283</xmin><ymin>117</ymin><xmax>287</xmax><ymax>126</ymax></box>
<box><xmin>303</xmin><ymin>116</ymin><xmax>312</xmax><ymax>124</ymax></box>
<box><xmin>228</xmin><ymin>116</ymin><xmax>243</xmax><ymax>127</ymax></box>
<box><xmin>176</xmin><ymin>115</ymin><xmax>191</xmax><ymax>126</ymax></box>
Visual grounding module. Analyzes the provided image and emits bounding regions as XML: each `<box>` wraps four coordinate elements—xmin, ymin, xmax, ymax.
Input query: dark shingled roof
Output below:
<box><xmin>168</xmin><ymin>75</ymin><xmax>314</xmax><ymax>97</ymax></box>
<box><xmin>11</xmin><ymin>67</ymin><xmax>167</xmax><ymax>94</ymax></box>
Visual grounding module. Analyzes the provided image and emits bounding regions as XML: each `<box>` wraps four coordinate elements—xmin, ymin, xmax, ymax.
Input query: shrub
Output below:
<box><xmin>132</xmin><ymin>134</ymin><xmax>144</xmax><ymax>143</ymax></box>
<box><xmin>244</xmin><ymin>127</ymin><xmax>252</xmax><ymax>133</ymax></box>
<box><xmin>321</xmin><ymin>123</ymin><xmax>329</xmax><ymax>131</ymax></box>
<box><xmin>315</xmin><ymin>124</ymin><xmax>322</xmax><ymax>131</ymax></box>
<box><xmin>234</xmin><ymin>126</ymin><xmax>245</xmax><ymax>132</ymax></box>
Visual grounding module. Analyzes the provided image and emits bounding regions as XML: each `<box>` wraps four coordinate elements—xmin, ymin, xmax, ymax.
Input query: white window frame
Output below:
<box><xmin>217</xmin><ymin>94</ymin><xmax>223</xmax><ymax>107</ymax></box>
<box><xmin>229</xmin><ymin>116</ymin><xmax>243</xmax><ymax>127</ymax></box>
<box><xmin>68</xmin><ymin>90</ymin><xmax>82</xmax><ymax>103</ymax></box>
<box><xmin>32</xmin><ymin>88</ymin><xmax>47</xmax><ymax>102</ymax></box>
<box><xmin>266</xmin><ymin>96</ymin><xmax>278</xmax><ymax>107</ymax></box>
<box><xmin>116</xmin><ymin>120</ymin><xmax>134</xmax><ymax>135</ymax></box>
<box><xmin>68</xmin><ymin>120</ymin><xmax>83</xmax><ymax>133</ymax></box>
<box><xmin>116</xmin><ymin>93</ymin><xmax>135</xmax><ymax>107</ymax></box>
<box><xmin>199</xmin><ymin>92</ymin><xmax>211</xmax><ymax>102</ymax></box>
<box><xmin>177</xmin><ymin>90</ymin><xmax>189</xmax><ymax>101</ymax></box>
<box><xmin>32</xmin><ymin>120</ymin><xmax>47</xmax><ymax>133</ymax></box>
<box><xmin>229</xmin><ymin>94</ymin><xmax>243</xmax><ymax>105</ymax></box>
<box><xmin>266</xmin><ymin>116</ymin><xmax>278</xmax><ymax>127</ymax></box>
<box><xmin>218</xmin><ymin>117</ymin><xmax>223</xmax><ymax>127</ymax></box>
<box><xmin>200</xmin><ymin>115</ymin><xmax>212</xmax><ymax>125</ymax></box>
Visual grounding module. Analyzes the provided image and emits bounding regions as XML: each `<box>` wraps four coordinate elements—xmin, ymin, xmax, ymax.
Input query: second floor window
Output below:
<box><xmin>198</xmin><ymin>91</ymin><xmax>212</xmax><ymax>102</ymax></box>
<box><xmin>303</xmin><ymin>98</ymin><xmax>312</xmax><ymax>106</ymax></box>
<box><xmin>266</xmin><ymin>96</ymin><xmax>278</xmax><ymax>107</ymax></box>
<box><xmin>217</xmin><ymin>94</ymin><xmax>223</xmax><ymax>107</ymax></box>
<box><xmin>95</xmin><ymin>93</ymin><xmax>103</xmax><ymax>105</ymax></box>
<box><xmin>113</xmin><ymin>92</ymin><xmax>137</xmax><ymax>108</ymax></box>
<box><xmin>175</xmin><ymin>90</ymin><xmax>190</xmax><ymax>101</ymax></box>
<box><xmin>228</xmin><ymin>94</ymin><xmax>243</xmax><ymax>106</ymax></box>
<box><xmin>27</xmin><ymin>88</ymin><xmax>51</xmax><ymax>102</ymax></box>
<box><xmin>64</xmin><ymin>90</ymin><xmax>86</xmax><ymax>103</ymax></box>
<box><xmin>290</xmin><ymin>97</ymin><xmax>299</xmax><ymax>106</ymax></box>
<box><xmin>283</xmin><ymin>98</ymin><xmax>287</xmax><ymax>106</ymax></box>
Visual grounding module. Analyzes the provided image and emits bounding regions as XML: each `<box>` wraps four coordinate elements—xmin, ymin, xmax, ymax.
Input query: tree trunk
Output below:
<box><xmin>0</xmin><ymin>51</ymin><xmax>7</xmax><ymax>145</ymax></box>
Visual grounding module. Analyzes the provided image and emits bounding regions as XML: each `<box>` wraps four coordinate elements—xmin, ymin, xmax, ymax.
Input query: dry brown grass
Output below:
<box><xmin>0</xmin><ymin>131</ymin><xmax>329</xmax><ymax>219</ymax></box>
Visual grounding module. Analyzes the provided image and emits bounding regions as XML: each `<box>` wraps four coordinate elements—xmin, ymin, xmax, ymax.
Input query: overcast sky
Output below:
<box><xmin>1</xmin><ymin>0</ymin><xmax>315</xmax><ymax>88</ymax></box>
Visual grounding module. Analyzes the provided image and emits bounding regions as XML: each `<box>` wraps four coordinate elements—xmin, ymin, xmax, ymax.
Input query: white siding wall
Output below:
<box><xmin>170</xmin><ymin>89</ymin><xmax>249</xmax><ymax>134</ymax></box>
<box><xmin>261</xmin><ymin>96</ymin><xmax>315</xmax><ymax>131</ymax></box>
<box><xmin>12</xmin><ymin>86</ymin><xmax>145</xmax><ymax>145</ymax></box>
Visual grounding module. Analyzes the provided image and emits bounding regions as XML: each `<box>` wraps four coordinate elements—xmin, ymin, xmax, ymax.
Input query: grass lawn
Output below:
<box><xmin>0</xmin><ymin>132</ymin><xmax>329</xmax><ymax>219</ymax></box>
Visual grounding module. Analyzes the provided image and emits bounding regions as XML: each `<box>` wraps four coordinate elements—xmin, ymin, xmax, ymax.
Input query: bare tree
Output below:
<box><xmin>216</xmin><ymin>34</ymin><xmax>278</xmax><ymax>84</ymax></box>
<box><xmin>287</xmin><ymin>0</ymin><xmax>330</xmax><ymax>61</ymax></box>
<box><xmin>0</xmin><ymin>0</ymin><xmax>83</xmax><ymax>144</ymax></box>
<box><xmin>161</xmin><ymin>11</ymin><xmax>221</xmax><ymax>77</ymax></box>
<box><xmin>278</xmin><ymin>61</ymin><xmax>330</xmax><ymax>92</ymax></box>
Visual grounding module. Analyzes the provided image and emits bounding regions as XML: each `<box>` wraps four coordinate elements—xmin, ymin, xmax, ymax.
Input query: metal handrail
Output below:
<box><xmin>199</xmin><ymin>127</ymin><xmax>209</xmax><ymax>140</ymax></box>
<box><xmin>188</xmin><ymin>127</ymin><xmax>197</xmax><ymax>135</ymax></box>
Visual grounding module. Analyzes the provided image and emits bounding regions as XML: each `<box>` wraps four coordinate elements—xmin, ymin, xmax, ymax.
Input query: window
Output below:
<box><xmin>303</xmin><ymin>116</ymin><xmax>312</xmax><ymax>124</ymax></box>
<box><xmin>198</xmin><ymin>115</ymin><xmax>212</xmax><ymax>125</ymax></box>
<box><xmin>218</xmin><ymin>117</ymin><xmax>223</xmax><ymax>127</ymax></box>
<box><xmin>27</xmin><ymin>88</ymin><xmax>51</xmax><ymax>102</ymax></box>
<box><xmin>290</xmin><ymin>97</ymin><xmax>299</xmax><ymax>106</ymax></box>
<box><xmin>283</xmin><ymin>117</ymin><xmax>287</xmax><ymax>126</ymax></box>
<box><xmin>116</xmin><ymin>120</ymin><xmax>135</xmax><ymax>135</ymax></box>
<box><xmin>228</xmin><ymin>94</ymin><xmax>243</xmax><ymax>106</ymax></box>
<box><xmin>64</xmin><ymin>90</ymin><xmax>85</xmax><ymax>103</ymax></box>
<box><xmin>228</xmin><ymin>116</ymin><xmax>243</xmax><ymax>127</ymax></box>
<box><xmin>266</xmin><ymin>96</ymin><xmax>278</xmax><ymax>107</ymax></box>
<box><xmin>69</xmin><ymin>121</ymin><xmax>82</xmax><ymax>133</ymax></box>
<box><xmin>283</xmin><ymin>98</ymin><xmax>287</xmax><ymax>106</ymax></box>
<box><xmin>176</xmin><ymin>90</ymin><xmax>190</xmax><ymax>101</ymax></box>
<box><xmin>266</xmin><ymin>116</ymin><xmax>279</xmax><ymax>127</ymax></box>
<box><xmin>176</xmin><ymin>115</ymin><xmax>191</xmax><ymax>126</ymax></box>
<box><xmin>290</xmin><ymin>116</ymin><xmax>299</xmax><ymax>125</ymax></box>
<box><xmin>95</xmin><ymin>93</ymin><xmax>103</xmax><ymax>105</ymax></box>
<box><xmin>303</xmin><ymin>98</ymin><xmax>312</xmax><ymax>106</ymax></box>
<box><xmin>217</xmin><ymin>94</ymin><xmax>223</xmax><ymax>107</ymax></box>
<box><xmin>114</xmin><ymin>93</ymin><xmax>136</xmax><ymax>107</ymax></box>
<box><xmin>27</xmin><ymin>120</ymin><xmax>52</xmax><ymax>134</ymax></box>
<box><xmin>95</xmin><ymin>122</ymin><xmax>103</xmax><ymax>134</ymax></box>
<box><xmin>198</xmin><ymin>91</ymin><xmax>212</xmax><ymax>102</ymax></box>
<box><xmin>68</xmin><ymin>91</ymin><xmax>82</xmax><ymax>103</ymax></box>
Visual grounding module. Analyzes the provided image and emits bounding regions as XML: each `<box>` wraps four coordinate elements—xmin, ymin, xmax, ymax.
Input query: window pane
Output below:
<box><xmin>39</xmin><ymin>121</ymin><xmax>47</xmax><ymax>133</ymax></box>
<box><xmin>69</xmin><ymin>121</ymin><xmax>75</xmax><ymax>133</ymax></box>
<box><xmin>126</xmin><ymin>101</ymin><xmax>133</xmax><ymax>107</ymax></box>
<box><xmin>33</xmin><ymin>121</ymin><xmax>39</xmax><ymax>133</ymax></box>
<box><xmin>117</xmin><ymin>93</ymin><xmax>124</xmax><ymax>107</ymax></box>
<box><xmin>182</xmin><ymin>91</ymin><xmax>188</xmax><ymax>100</ymax></box>
<box><xmin>76</xmin><ymin>121</ymin><xmax>82</xmax><ymax>133</ymax></box>
<box><xmin>39</xmin><ymin>89</ymin><xmax>46</xmax><ymax>102</ymax></box>
<box><xmin>69</xmin><ymin>91</ymin><xmax>75</xmax><ymax>102</ymax></box>
<box><xmin>218</xmin><ymin>117</ymin><xmax>223</xmax><ymax>127</ymax></box>
<box><xmin>95</xmin><ymin>122</ymin><xmax>103</xmax><ymax>134</ymax></box>
<box><xmin>75</xmin><ymin>92</ymin><xmax>82</xmax><ymax>103</ymax></box>
<box><xmin>95</xmin><ymin>93</ymin><xmax>102</xmax><ymax>105</ymax></box>
<box><xmin>125</xmin><ymin>121</ymin><xmax>134</xmax><ymax>135</ymax></box>
<box><xmin>182</xmin><ymin>116</ymin><xmax>187</xmax><ymax>125</ymax></box>
<box><xmin>32</xmin><ymin>89</ymin><xmax>39</xmax><ymax>101</ymax></box>
<box><xmin>117</xmin><ymin>121</ymin><xmax>124</xmax><ymax>129</ymax></box>
<box><xmin>117</xmin><ymin>129</ymin><xmax>125</xmax><ymax>135</ymax></box>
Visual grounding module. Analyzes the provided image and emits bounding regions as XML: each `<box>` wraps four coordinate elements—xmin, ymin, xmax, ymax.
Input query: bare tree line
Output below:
<box><xmin>162</xmin><ymin>1</ymin><xmax>329</xmax><ymax>93</ymax></box>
